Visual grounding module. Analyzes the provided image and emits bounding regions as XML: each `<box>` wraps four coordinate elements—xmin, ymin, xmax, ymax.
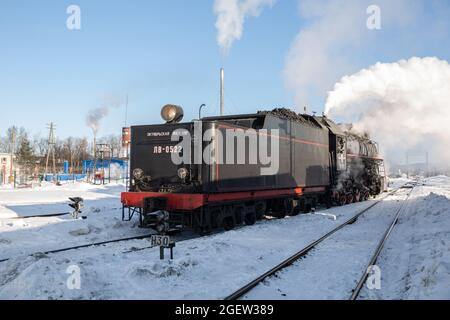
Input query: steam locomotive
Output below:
<box><xmin>121</xmin><ymin>105</ymin><xmax>386</xmax><ymax>234</ymax></box>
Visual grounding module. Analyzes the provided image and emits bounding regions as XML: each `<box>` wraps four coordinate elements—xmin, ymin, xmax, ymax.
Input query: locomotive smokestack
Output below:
<box><xmin>220</xmin><ymin>68</ymin><xmax>224</xmax><ymax>116</ymax></box>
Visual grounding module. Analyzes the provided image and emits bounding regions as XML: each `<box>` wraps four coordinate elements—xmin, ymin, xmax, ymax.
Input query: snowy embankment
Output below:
<box><xmin>244</xmin><ymin>176</ymin><xmax>450</xmax><ymax>300</ymax></box>
<box><xmin>360</xmin><ymin>176</ymin><xmax>450</xmax><ymax>299</ymax></box>
<box><xmin>0</xmin><ymin>177</ymin><xmax>449</xmax><ymax>300</ymax></box>
<box><xmin>0</xmin><ymin>182</ymin><xmax>148</xmax><ymax>259</ymax></box>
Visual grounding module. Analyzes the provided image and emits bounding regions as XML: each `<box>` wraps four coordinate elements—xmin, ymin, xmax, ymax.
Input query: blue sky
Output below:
<box><xmin>0</xmin><ymin>0</ymin><xmax>449</xmax><ymax>139</ymax></box>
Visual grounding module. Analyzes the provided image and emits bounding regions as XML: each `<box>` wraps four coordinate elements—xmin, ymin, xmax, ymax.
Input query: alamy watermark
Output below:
<box><xmin>168</xmin><ymin>122</ymin><xmax>280</xmax><ymax>176</ymax></box>
<box><xmin>367</xmin><ymin>5</ymin><xmax>381</xmax><ymax>30</ymax></box>
<box><xmin>66</xmin><ymin>5</ymin><xmax>81</xmax><ymax>30</ymax></box>
<box><xmin>66</xmin><ymin>264</ymin><xmax>81</xmax><ymax>290</ymax></box>
<box><xmin>366</xmin><ymin>265</ymin><xmax>381</xmax><ymax>290</ymax></box>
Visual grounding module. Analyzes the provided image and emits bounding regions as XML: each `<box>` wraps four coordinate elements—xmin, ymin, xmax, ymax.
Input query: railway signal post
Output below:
<box><xmin>151</xmin><ymin>235</ymin><xmax>176</xmax><ymax>260</ymax></box>
<box><xmin>69</xmin><ymin>197</ymin><xmax>84</xmax><ymax>219</ymax></box>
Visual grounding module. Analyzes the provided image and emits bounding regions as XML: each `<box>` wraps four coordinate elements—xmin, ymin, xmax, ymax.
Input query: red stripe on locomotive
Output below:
<box><xmin>121</xmin><ymin>186</ymin><xmax>327</xmax><ymax>211</ymax></box>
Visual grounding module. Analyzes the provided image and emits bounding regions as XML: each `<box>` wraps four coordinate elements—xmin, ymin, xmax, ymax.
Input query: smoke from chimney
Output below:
<box><xmin>213</xmin><ymin>0</ymin><xmax>276</xmax><ymax>55</ymax></box>
<box><xmin>325</xmin><ymin>57</ymin><xmax>450</xmax><ymax>166</ymax></box>
<box><xmin>86</xmin><ymin>95</ymin><xmax>126</xmax><ymax>135</ymax></box>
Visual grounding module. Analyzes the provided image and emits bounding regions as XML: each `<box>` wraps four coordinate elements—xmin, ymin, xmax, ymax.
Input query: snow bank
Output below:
<box><xmin>361</xmin><ymin>176</ymin><xmax>450</xmax><ymax>299</ymax></box>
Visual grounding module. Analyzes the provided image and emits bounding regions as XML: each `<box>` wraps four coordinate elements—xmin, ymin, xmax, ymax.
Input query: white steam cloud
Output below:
<box><xmin>214</xmin><ymin>0</ymin><xmax>276</xmax><ymax>54</ymax></box>
<box><xmin>86</xmin><ymin>95</ymin><xmax>125</xmax><ymax>135</ymax></box>
<box><xmin>284</xmin><ymin>0</ymin><xmax>416</xmax><ymax>108</ymax></box>
<box><xmin>325</xmin><ymin>57</ymin><xmax>450</xmax><ymax>165</ymax></box>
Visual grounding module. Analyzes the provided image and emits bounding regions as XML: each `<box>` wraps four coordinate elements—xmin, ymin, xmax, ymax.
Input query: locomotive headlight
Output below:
<box><xmin>177</xmin><ymin>167</ymin><xmax>189</xmax><ymax>180</ymax></box>
<box><xmin>133</xmin><ymin>168</ymin><xmax>144</xmax><ymax>180</ymax></box>
<box><xmin>161</xmin><ymin>104</ymin><xmax>184</xmax><ymax>123</ymax></box>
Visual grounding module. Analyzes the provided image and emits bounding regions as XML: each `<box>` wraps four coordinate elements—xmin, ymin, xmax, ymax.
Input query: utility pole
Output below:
<box><xmin>44</xmin><ymin>123</ymin><xmax>57</xmax><ymax>184</ymax></box>
<box><xmin>426</xmin><ymin>151</ymin><xmax>429</xmax><ymax>178</ymax></box>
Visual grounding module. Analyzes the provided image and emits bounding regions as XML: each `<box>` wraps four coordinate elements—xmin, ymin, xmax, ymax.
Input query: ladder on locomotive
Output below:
<box><xmin>378</xmin><ymin>161</ymin><xmax>388</xmax><ymax>192</ymax></box>
<box><xmin>379</xmin><ymin>161</ymin><xmax>386</xmax><ymax>178</ymax></box>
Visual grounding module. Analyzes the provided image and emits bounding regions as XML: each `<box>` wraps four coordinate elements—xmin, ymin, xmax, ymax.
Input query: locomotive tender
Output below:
<box><xmin>121</xmin><ymin>106</ymin><xmax>386</xmax><ymax>234</ymax></box>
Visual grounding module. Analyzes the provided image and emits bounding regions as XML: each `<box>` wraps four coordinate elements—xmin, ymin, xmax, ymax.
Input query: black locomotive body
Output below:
<box><xmin>122</xmin><ymin>108</ymin><xmax>386</xmax><ymax>234</ymax></box>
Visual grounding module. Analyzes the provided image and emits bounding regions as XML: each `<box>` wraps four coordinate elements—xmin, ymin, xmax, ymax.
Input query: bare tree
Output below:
<box><xmin>33</xmin><ymin>135</ymin><xmax>48</xmax><ymax>157</ymax></box>
<box><xmin>1</xmin><ymin>125</ymin><xmax>113</xmax><ymax>176</ymax></box>
<box><xmin>1</xmin><ymin>126</ymin><xmax>27</xmax><ymax>154</ymax></box>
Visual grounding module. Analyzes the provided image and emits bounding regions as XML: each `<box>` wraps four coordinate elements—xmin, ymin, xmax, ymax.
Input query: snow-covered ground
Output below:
<box><xmin>0</xmin><ymin>177</ymin><xmax>449</xmax><ymax>300</ymax></box>
<box><xmin>360</xmin><ymin>176</ymin><xmax>450</xmax><ymax>299</ymax></box>
<box><xmin>0</xmin><ymin>182</ymin><xmax>148</xmax><ymax>259</ymax></box>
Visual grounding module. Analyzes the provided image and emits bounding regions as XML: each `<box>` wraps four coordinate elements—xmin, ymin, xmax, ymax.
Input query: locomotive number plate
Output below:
<box><xmin>153</xmin><ymin>145</ymin><xmax>183</xmax><ymax>154</ymax></box>
<box><xmin>150</xmin><ymin>235</ymin><xmax>171</xmax><ymax>247</ymax></box>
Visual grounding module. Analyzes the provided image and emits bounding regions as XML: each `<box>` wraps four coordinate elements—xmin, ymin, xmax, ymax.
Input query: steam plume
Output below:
<box><xmin>283</xmin><ymin>0</ymin><xmax>416</xmax><ymax>108</ymax></box>
<box><xmin>86</xmin><ymin>95</ymin><xmax>125</xmax><ymax>135</ymax></box>
<box><xmin>325</xmin><ymin>57</ymin><xmax>450</xmax><ymax>165</ymax></box>
<box><xmin>214</xmin><ymin>0</ymin><xmax>276</xmax><ymax>54</ymax></box>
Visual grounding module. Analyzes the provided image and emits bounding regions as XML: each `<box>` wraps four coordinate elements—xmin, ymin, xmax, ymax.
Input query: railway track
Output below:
<box><xmin>6</xmin><ymin>207</ymin><xmax>123</xmax><ymax>220</ymax></box>
<box><xmin>0</xmin><ymin>233</ymin><xmax>157</xmax><ymax>263</ymax></box>
<box><xmin>7</xmin><ymin>211</ymin><xmax>73</xmax><ymax>219</ymax></box>
<box><xmin>0</xmin><ymin>225</ymin><xmax>204</xmax><ymax>264</ymax></box>
<box><xmin>350</xmin><ymin>181</ymin><xmax>416</xmax><ymax>300</ymax></box>
<box><xmin>224</xmin><ymin>183</ymin><xmax>416</xmax><ymax>300</ymax></box>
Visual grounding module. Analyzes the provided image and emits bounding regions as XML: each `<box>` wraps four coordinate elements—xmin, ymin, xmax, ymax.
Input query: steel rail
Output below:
<box><xmin>349</xmin><ymin>182</ymin><xmax>416</xmax><ymax>300</ymax></box>
<box><xmin>6</xmin><ymin>207</ymin><xmax>122</xmax><ymax>220</ymax></box>
<box><xmin>224</xmin><ymin>186</ymin><xmax>407</xmax><ymax>300</ymax></box>
<box><xmin>7</xmin><ymin>212</ymin><xmax>72</xmax><ymax>219</ymax></box>
<box><xmin>0</xmin><ymin>233</ymin><xmax>156</xmax><ymax>263</ymax></box>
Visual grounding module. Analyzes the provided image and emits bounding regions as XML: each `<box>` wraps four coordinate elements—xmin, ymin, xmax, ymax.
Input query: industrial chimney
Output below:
<box><xmin>220</xmin><ymin>68</ymin><xmax>224</xmax><ymax>116</ymax></box>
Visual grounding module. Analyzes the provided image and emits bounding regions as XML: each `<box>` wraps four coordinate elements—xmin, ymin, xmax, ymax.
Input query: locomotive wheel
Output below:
<box><xmin>276</xmin><ymin>211</ymin><xmax>287</xmax><ymax>219</ymax></box>
<box><xmin>303</xmin><ymin>203</ymin><xmax>312</xmax><ymax>214</ymax></box>
<box><xmin>271</xmin><ymin>200</ymin><xmax>287</xmax><ymax>219</ymax></box>
<box><xmin>198</xmin><ymin>226</ymin><xmax>211</xmax><ymax>236</ymax></box>
<box><xmin>354</xmin><ymin>191</ymin><xmax>361</xmax><ymax>202</ymax></box>
<box><xmin>339</xmin><ymin>195</ymin><xmax>347</xmax><ymax>206</ymax></box>
<box><xmin>210</xmin><ymin>208</ymin><xmax>222</xmax><ymax>229</ymax></box>
<box><xmin>285</xmin><ymin>199</ymin><xmax>295</xmax><ymax>216</ymax></box>
<box><xmin>234</xmin><ymin>207</ymin><xmax>245</xmax><ymax>225</ymax></box>
<box><xmin>363</xmin><ymin>192</ymin><xmax>370</xmax><ymax>201</ymax></box>
<box><xmin>223</xmin><ymin>217</ymin><xmax>235</xmax><ymax>231</ymax></box>
<box><xmin>255</xmin><ymin>202</ymin><xmax>266</xmax><ymax>220</ymax></box>
<box><xmin>363</xmin><ymin>192</ymin><xmax>369</xmax><ymax>201</ymax></box>
<box><xmin>311</xmin><ymin>198</ymin><xmax>317</xmax><ymax>212</ymax></box>
<box><xmin>347</xmin><ymin>194</ymin><xmax>354</xmax><ymax>204</ymax></box>
<box><xmin>244</xmin><ymin>212</ymin><xmax>257</xmax><ymax>226</ymax></box>
<box><xmin>294</xmin><ymin>199</ymin><xmax>306</xmax><ymax>215</ymax></box>
<box><xmin>291</xmin><ymin>198</ymin><xmax>307</xmax><ymax>215</ymax></box>
<box><xmin>325</xmin><ymin>194</ymin><xmax>332</xmax><ymax>209</ymax></box>
<box><xmin>291</xmin><ymin>205</ymin><xmax>301</xmax><ymax>216</ymax></box>
<box><xmin>375</xmin><ymin>185</ymin><xmax>381</xmax><ymax>195</ymax></box>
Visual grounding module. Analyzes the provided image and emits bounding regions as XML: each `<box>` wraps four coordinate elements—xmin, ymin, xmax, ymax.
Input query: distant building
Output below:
<box><xmin>0</xmin><ymin>153</ymin><xmax>14</xmax><ymax>185</ymax></box>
